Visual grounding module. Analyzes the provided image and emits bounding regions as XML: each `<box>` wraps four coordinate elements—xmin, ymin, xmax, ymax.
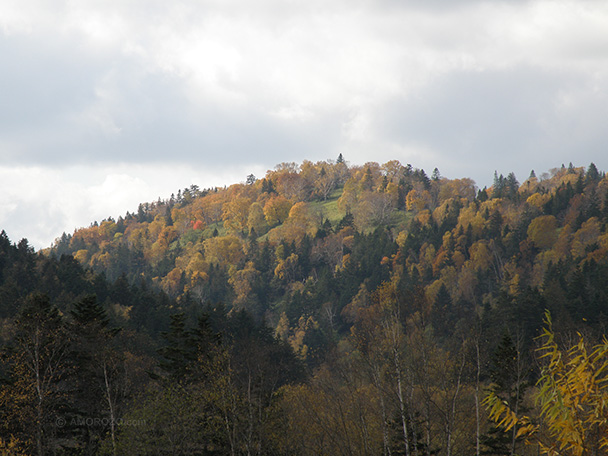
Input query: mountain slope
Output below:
<box><xmin>48</xmin><ymin>160</ymin><xmax>608</xmax><ymax>346</ymax></box>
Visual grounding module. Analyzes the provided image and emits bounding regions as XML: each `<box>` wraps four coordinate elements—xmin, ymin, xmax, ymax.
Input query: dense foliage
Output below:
<box><xmin>486</xmin><ymin>313</ymin><xmax>608</xmax><ymax>456</ymax></box>
<box><xmin>2</xmin><ymin>158</ymin><xmax>608</xmax><ymax>455</ymax></box>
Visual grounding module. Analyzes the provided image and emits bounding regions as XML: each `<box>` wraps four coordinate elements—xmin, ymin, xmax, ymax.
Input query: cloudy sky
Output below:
<box><xmin>1</xmin><ymin>0</ymin><xmax>608</xmax><ymax>248</ymax></box>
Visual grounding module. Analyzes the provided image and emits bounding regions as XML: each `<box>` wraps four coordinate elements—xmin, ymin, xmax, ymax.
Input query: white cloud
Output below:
<box><xmin>0</xmin><ymin>163</ymin><xmax>257</xmax><ymax>248</ymax></box>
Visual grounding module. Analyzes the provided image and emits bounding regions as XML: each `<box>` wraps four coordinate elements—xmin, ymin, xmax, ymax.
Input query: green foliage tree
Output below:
<box><xmin>481</xmin><ymin>332</ymin><xmax>529</xmax><ymax>456</ymax></box>
<box><xmin>68</xmin><ymin>295</ymin><xmax>123</xmax><ymax>455</ymax></box>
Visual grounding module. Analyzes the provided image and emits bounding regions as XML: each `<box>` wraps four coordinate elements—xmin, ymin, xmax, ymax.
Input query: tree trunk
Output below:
<box><xmin>475</xmin><ymin>336</ymin><xmax>481</xmax><ymax>456</ymax></box>
<box><xmin>408</xmin><ymin>384</ymin><xmax>419</xmax><ymax>456</ymax></box>
<box><xmin>34</xmin><ymin>330</ymin><xmax>44</xmax><ymax>456</ymax></box>
<box><xmin>446</xmin><ymin>346</ymin><xmax>466</xmax><ymax>456</ymax></box>
<box><xmin>389</xmin><ymin>322</ymin><xmax>410</xmax><ymax>456</ymax></box>
<box><xmin>510</xmin><ymin>334</ymin><xmax>524</xmax><ymax>456</ymax></box>
<box><xmin>103</xmin><ymin>362</ymin><xmax>117</xmax><ymax>456</ymax></box>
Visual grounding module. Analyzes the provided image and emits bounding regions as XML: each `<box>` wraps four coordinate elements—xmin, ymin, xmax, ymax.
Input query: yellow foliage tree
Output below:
<box><xmin>275</xmin><ymin>312</ymin><xmax>290</xmax><ymax>341</ymax></box>
<box><xmin>527</xmin><ymin>193</ymin><xmax>551</xmax><ymax>210</ymax></box>
<box><xmin>203</xmin><ymin>235</ymin><xmax>244</xmax><ymax>266</ymax></box>
<box><xmin>274</xmin><ymin>253</ymin><xmax>300</xmax><ymax>282</ymax></box>
<box><xmin>485</xmin><ymin>313</ymin><xmax>608</xmax><ymax>456</ymax></box>
<box><xmin>161</xmin><ymin>267</ymin><xmax>183</xmax><ymax>296</ymax></box>
<box><xmin>247</xmin><ymin>202</ymin><xmax>268</xmax><ymax>235</ymax></box>
<box><xmin>273</xmin><ymin>167</ymin><xmax>309</xmax><ymax>201</ymax></box>
<box><xmin>222</xmin><ymin>196</ymin><xmax>252</xmax><ymax>235</ymax></box>
<box><xmin>148</xmin><ymin>225</ymin><xmax>178</xmax><ymax>266</ymax></box>
<box><xmin>527</xmin><ymin>215</ymin><xmax>558</xmax><ymax>250</ymax></box>
<box><xmin>381</xmin><ymin>159</ymin><xmax>405</xmax><ymax>183</ymax></box>
<box><xmin>198</xmin><ymin>192</ymin><xmax>225</xmax><ymax>225</ymax></box>
<box><xmin>469</xmin><ymin>240</ymin><xmax>492</xmax><ymax>270</ymax></box>
<box><xmin>457</xmin><ymin>205</ymin><xmax>486</xmax><ymax>237</ymax></box>
<box><xmin>337</xmin><ymin>178</ymin><xmax>360</xmax><ymax>213</ymax></box>
<box><xmin>263</xmin><ymin>195</ymin><xmax>292</xmax><ymax>226</ymax></box>
<box><xmin>228</xmin><ymin>261</ymin><xmax>260</xmax><ymax>309</ymax></box>
<box><xmin>571</xmin><ymin>217</ymin><xmax>601</xmax><ymax>258</ymax></box>
<box><xmin>74</xmin><ymin>249</ymin><xmax>89</xmax><ymax>264</ymax></box>
<box><xmin>438</xmin><ymin>178</ymin><xmax>476</xmax><ymax>202</ymax></box>
<box><xmin>415</xmin><ymin>209</ymin><xmax>432</xmax><ymax>226</ymax></box>
<box><xmin>406</xmin><ymin>189</ymin><xmax>430</xmax><ymax>212</ymax></box>
<box><xmin>98</xmin><ymin>220</ymin><xmax>117</xmax><ymax>241</ymax></box>
<box><xmin>283</xmin><ymin>202</ymin><xmax>315</xmax><ymax>241</ymax></box>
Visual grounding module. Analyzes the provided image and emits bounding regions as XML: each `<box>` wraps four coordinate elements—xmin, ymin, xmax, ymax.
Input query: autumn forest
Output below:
<box><xmin>2</xmin><ymin>157</ymin><xmax>608</xmax><ymax>455</ymax></box>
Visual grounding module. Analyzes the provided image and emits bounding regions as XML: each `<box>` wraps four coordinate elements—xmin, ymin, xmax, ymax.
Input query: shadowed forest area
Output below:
<box><xmin>2</xmin><ymin>158</ymin><xmax>608</xmax><ymax>455</ymax></box>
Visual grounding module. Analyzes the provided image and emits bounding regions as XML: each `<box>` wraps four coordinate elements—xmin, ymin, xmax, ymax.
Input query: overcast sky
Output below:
<box><xmin>1</xmin><ymin>0</ymin><xmax>608</xmax><ymax>249</ymax></box>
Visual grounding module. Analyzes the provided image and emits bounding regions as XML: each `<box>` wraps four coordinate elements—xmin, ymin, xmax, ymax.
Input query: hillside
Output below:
<box><xmin>3</xmin><ymin>158</ymin><xmax>608</xmax><ymax>455</ymax></box>
<box><xmin>51</xmin><ymin>159</ymin><xmax>608</xmax><ymax>340</ymax></box>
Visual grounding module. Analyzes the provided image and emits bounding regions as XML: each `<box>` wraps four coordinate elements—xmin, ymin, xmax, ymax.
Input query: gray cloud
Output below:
<box><xmin>0</xmin><ymin>34</ymin><xmax>344</xmax><ymax>168</ymax></box>
<box><xmin>375</xmin><ymin>0</ymin><xmax>532</xmax><ymax>13</ymax></box>
<box><xmin>374</xmin><ymin>66</ymin><xmax>608</xmax><ymax>186</ymax></box>
<box><xmin>0</xmin><ymin>34</ymin><xmax>97</xmax><ymax>137</ymax></box>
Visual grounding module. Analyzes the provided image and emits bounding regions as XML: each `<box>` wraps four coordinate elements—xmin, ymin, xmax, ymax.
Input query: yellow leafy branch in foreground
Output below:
<box><xmin>485</xmin><ymin>311</ymin><xmax>608</xmax><ymax>456</ymax></box>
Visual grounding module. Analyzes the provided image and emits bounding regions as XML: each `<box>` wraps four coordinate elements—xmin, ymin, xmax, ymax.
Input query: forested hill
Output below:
<box><xmin>50</xmin><ymin>159</ymin><xmax>608</xmax><ymax>342</ymax></box>
<box><xmin>3</xmin><ymin>158</ymin><xmax>608</xmax><ymax>454</ymax></box>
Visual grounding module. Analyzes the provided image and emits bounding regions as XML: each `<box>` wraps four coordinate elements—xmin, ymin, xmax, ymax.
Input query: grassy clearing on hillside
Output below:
<box><xmin>194</xmin><ymin>185</ymin><xmax>413</xmax><ymax>245</ymax></box>
<box><xmin>308</xmin><ymin>186</ymin><xmax>345</xmax><ymax>226</ymax></box>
